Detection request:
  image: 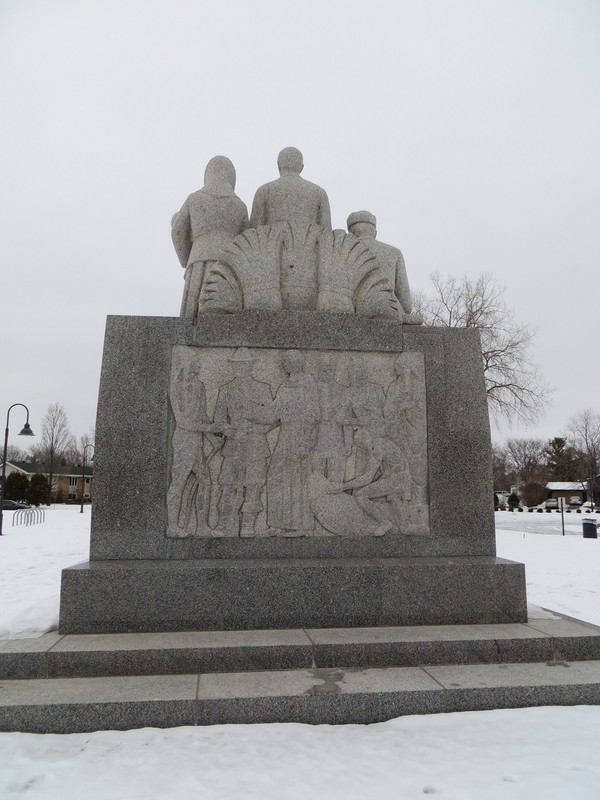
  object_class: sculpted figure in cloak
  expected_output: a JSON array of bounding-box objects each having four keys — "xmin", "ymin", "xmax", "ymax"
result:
[
  {"xmin": 171, "ymin": 156, "xmax": 249, "ymax": 323},
  {"xmin": 266, "ymin": 350, "xmax": 320, "ymax": 534}
]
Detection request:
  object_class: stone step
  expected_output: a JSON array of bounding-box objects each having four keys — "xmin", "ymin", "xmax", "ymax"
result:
[
  {"xmin": 2, "ymin": 615, "xmax": 600, "ymax": 681},
  {"xmin": 2, "ymin": 659, "xmax": 600, "ymax": 733}
]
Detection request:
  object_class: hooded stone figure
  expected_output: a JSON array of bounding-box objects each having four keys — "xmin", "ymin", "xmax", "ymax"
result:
[{"xmin": 172, "ymin": 156, "xmax": 249, "ymax": 323}]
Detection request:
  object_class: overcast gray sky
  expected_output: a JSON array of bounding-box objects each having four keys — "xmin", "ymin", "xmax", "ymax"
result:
[{"xmin": 1, "ymin": 0, "xmax": 598, "ymax": 452}]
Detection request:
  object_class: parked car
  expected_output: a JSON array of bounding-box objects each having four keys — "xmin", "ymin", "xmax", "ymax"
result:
[
  {"xmin": 569, "ymin": 496, "xmax": 583, "ymax": 507},
  {"xmin": 544, "ymin": 498, "xmax": 559, "ymax": 510},
  {"xmin": 1, "ymin": 499, "xmax": 31, "ymax": 510}
]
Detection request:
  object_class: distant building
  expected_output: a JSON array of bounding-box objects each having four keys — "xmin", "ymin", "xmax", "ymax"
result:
[
  {"xmin": 4, "ymin": 461, "xmax": 94, "ymax": 502},
  {"xmin": 545, "ymin": 481, "xmax": 587, "ymax": 504}
]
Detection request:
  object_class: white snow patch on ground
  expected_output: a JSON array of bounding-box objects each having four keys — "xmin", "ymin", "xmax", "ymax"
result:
[
  {"xmin": 1, "ymin": 507, "xmax": 600, "ymax": 799},
  {"xmin": 495, "ymin": 509, "xmax": 600, "ymax": 625},
  {"xmin": 0, "ymin": 506, "xmax": 88, "ymax": 638}
]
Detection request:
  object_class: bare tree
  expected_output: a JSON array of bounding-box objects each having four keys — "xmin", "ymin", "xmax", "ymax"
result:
[
  {"xmin": 491, "ymin": 443, "xmax": 516, "ymax": 491},
  {"xmin": 414, "ymin": 272, "xmax": 552, "ymax": 423},
  {"xmin": 6, "ymin": 444, "xmax": 27, "ymax": 463},
  {"xmin": 568, "ymin": 409, "xmax": 600, "ymax": 509},
  {"xmin": 30, "ymin": 403, "xmax": 75, "ymax": 500},
  {"xmin": 65, "ymin": 429, "xmax": 96, "ymax": 466},
  {"xmin": 505, "ymin": 438, "xmax": 548, "ymax": 484}
]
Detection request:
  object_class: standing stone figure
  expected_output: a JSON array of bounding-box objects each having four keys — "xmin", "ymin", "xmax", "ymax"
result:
[
  {"xmin": 347, "ymin": 356, "xmax": 385, "ymax": 477},
  {"xmin": 171, "ymin": 156, "xmax": 249, "ymax": 324},
  {"xmin": 212, "ymin": 348, "xmax": 273, "ymax": 537},
  {"xmin": 315, "ymin": 354, "xmax": 352, "ymax": 483},
  {"xmin": 250, "ymin": 147, "xmax": 332, "ymax": 309},
  {"xmin": 384, "ymin": 355, "xmax": 428, "ymax": 505},
  {"xmin": 266, "ymin": 350, "xmax": 321, "ymax": 534},
  {"xmin": 347, "ymin": 210, "xmax": 422, "ymax": 324},
  {"xmin": 166, "ymin": 362, "xmax": 211, "ymax": 537}
]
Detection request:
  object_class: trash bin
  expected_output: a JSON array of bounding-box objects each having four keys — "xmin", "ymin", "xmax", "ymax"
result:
[{"xmin": 582, "ymin": 518, "xmax": 598, "ymax": 539}]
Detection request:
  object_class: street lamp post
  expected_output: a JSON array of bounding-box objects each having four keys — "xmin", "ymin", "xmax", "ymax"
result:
[
  {"xmin": 79, "ymin": 444, "xmax": 95, "ymax": 513},
  {"xmin": 0, "ymin": 404, "xmax": 35, "ymax": 536}
]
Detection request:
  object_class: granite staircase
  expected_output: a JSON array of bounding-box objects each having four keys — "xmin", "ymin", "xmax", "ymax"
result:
[{"xmin": 2, "ymin": 611, "xmax": 600, "ymax": 733}]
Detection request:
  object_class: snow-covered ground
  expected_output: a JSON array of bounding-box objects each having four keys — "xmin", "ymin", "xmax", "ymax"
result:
[
  {"xmin": 0, "ymin": 506, "xmax": 89, "ymax": 639},
  {"xmin": 496, "ymin": 508, "xmax": 600, "ymax": 626},
  {"xmin": 0, "ymin": 506, "xmax": 599, "ymax": 799}
]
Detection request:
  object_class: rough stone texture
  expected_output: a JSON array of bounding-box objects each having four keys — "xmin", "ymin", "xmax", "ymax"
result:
[
  {"xmin": 90, "ymin": 315, "xmax": 193, "ymax": 562},
  {"xmin": 525, "ymin": 617, "xmax": 600, "ymax": 661},
  {"xmin": 88, "ymin": 313, "xmax": 495, "ymax": 561},
  {"xmin": 0, "ymin": 633, "xmax": 62, "ymax": 679},
  {"xmin": 306, "ymin": 623, "xmax": 554, "ymax": 669},
  {"xmin": 7, "ymin": 615, "xmax": 600, "ymax": 681},
  {"xmin": 379, "ymin": 558, "xmax": 527, "ymax": 627},
  {"xmin": 166, "ymin": 347, "xmax": 428, "ymax": 539},
  {"xmin": 59, "ymin": 557, "xmax": 526, "ymax": 634},
  {"xmin": 172, "ymin": 156, "xmax": 249, "ymax": 324},
  {"xmin": 47, "ymin": 630, "xmax": 312, "ymax": 677},
  {"xmin": 427, "ymin": 660, "xmax": 600, "ymax": 712},
  {"xmin": 3, "ymin": 659, "xmax": 600, "ymax": 732},
  {"xmin": 0, "ymin": 675, "xmax": 197, "ymax": 734},
  {"xmin": 250, "ymin": 148, "xmax": 331, "ymax": 231},
  {"xmin": 58, "ymin": 310, "xmax": 522, "ymax": 634},
  {"xmin": 347, "ymin": 210, "xmax": 420, "ymax": 322},
  {"xmin": 197, "ymin": 666, "xmax": 444, "ymax": 725},
  {"xmin": 4, "ymin": 613, "xmax": 600, "ymax": 732}
]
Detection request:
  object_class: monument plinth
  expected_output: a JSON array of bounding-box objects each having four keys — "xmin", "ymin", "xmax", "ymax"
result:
[{"xmin": 59, "ymin": 149, "xmax": 527, "ymax": 633}]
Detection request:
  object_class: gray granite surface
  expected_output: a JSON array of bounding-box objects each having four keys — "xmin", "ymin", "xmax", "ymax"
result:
[
  {"xmin": 47, "ymin": 629, "xmax": 312, "ymax": 677},
  {"xmin": 57, "ymin": 309, "xmax": 519, "ymax": 638},
  {"xmin": 2, "ymin": 659, "xmax": 600, "ymax": 733},
  {"xmin": 59, "ymin": 556, "xmax": 527, "ymax": 634},
  {"xmin": 88, "ymin": 313, "xmax": 495, "ymax": 561},
  {"xmin": 6, "ymin": 615, "xmax": 600, "ymax": 681}
]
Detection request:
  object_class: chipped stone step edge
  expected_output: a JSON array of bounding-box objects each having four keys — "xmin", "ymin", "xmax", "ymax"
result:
[{"xmin": 2, "ymin": 661, "xmax": 600, "ymax": 733}]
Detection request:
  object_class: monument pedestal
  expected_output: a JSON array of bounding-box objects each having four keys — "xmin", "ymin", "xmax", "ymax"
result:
[
  {"xmin": 59, "ymin": 312, "xmax": 527, "ymax": 634},
  {"xmin": 59, "ymin": 556, "xmax": 526, "ymax": 634}
]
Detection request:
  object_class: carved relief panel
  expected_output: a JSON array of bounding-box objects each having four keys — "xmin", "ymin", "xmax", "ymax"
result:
[{"xmin": 167, "ymin": 346, "xmax": 429, "ymax": 539}]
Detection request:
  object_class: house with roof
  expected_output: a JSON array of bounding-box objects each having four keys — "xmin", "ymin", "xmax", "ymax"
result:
[
  {"xmin": 4, "ymin": 461, "xmax": 94, "ymax": 503},
  {"xmin": 545, "ymin": 481, "xmax": 587, "ymax": 505}
]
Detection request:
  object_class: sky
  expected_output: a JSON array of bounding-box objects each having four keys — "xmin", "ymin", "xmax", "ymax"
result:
[{"xmin": 1, "ymin": 0, "xmax": 599, "ymax": 452}]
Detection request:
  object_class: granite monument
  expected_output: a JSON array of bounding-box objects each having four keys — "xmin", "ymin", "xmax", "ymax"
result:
[{"xmin": 58, "ymin": 148, "xmax": 526, "ymax": 634}]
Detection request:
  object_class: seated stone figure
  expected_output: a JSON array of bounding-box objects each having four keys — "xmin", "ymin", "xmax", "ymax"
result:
[
  {"xmin": 347, "ymin": 210, "xmax": 422, "ymax": 324},
  {"xmin": 250, "ymin": 147, "xmax": 331, "ymax": 231},
  {"xmin": 250, "ymin": 147, "xmax": 332, "ymax": 310},
  {"xmin": 171, "ymin": 156, "xmax": 249, "ymax": 324}
]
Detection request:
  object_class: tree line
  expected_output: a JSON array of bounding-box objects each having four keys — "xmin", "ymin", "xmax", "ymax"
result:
[{"xmin": 493, "ymin": 409, "xmax": 600, "ymax": 507}]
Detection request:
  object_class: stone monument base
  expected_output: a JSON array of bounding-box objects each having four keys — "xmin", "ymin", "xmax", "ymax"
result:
[
  {"xmin": 59, "ymin": 556, "xmax": 526, "ymax": 634},
  {"xmin": 3, "ymin": 611, "xmax": 600, "ymax": 733},
  {"xmin": 58, "ymin": 312, "xmax": 528, "ymax": 636}
]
